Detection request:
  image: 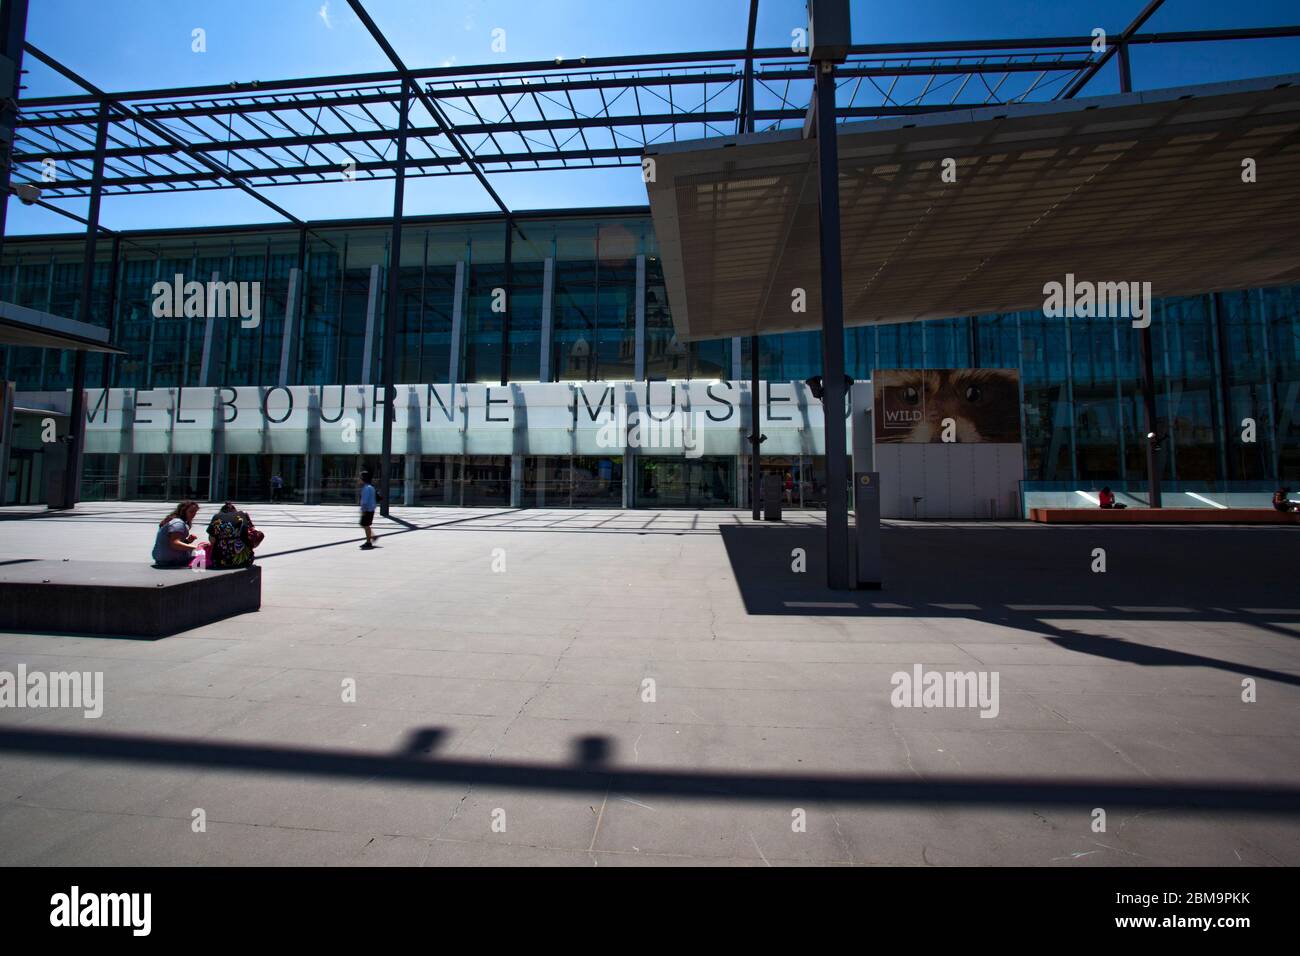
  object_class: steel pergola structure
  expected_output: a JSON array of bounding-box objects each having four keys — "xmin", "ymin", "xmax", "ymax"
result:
[{"xmin": 0, "ymin": 0, "xmax": 1296, "ymax": 516}]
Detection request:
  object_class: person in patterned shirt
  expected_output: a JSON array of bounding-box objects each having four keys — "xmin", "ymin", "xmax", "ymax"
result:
[{"xmin": 206, "ymin": 502, "xmax": 262, "ymax": 569}]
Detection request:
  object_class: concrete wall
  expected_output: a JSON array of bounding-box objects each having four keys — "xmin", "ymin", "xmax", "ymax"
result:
[{"xmin": 875, "ymin": 442, "xmax": 1023, "ymax": 520}]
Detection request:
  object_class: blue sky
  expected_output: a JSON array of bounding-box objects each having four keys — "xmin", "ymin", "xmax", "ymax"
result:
[{"xmin": 11, "ymin": 0, "xmax": 1300, "ymax": 235}]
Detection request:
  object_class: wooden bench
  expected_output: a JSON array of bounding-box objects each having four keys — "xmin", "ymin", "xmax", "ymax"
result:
[
  {"xmin": 0, "ymin": 559, "xmax": 261, "ymax": 638},
  {"xmin": 1028, "ymin": 507, "xmax": 1299, "ymax": 525}
]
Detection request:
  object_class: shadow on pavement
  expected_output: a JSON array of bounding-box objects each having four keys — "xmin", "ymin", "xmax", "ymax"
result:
[
  {"xmin": 719, "ymin": 523, "xmax": 1300, "ymax": 685},
  {"xmin": 0, "ymin": 725, "xmax": 1296, "ymax": 813}
]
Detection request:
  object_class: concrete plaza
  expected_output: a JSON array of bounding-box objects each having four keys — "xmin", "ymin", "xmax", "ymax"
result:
[{"xmin": 0, "ymin": 502, "xmax": 1297, "ymax": 866}]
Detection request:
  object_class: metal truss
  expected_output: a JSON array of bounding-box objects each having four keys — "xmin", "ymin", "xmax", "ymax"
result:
[{"xmin": 16, "ymin": 21, "xmax": 1298, "ymax": 202}]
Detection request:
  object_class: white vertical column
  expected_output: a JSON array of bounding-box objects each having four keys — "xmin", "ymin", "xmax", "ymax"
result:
[
  {"xmin": 278, "ymin": 266, "xmax": 301, "ymax": 386},
  {"xmin": 198, "ymin": 270, "xmax": 220, "ymax": 386},
  {"xmin": 510, "ymin": 454, "xmax": 523, "ymax": 507},
  {"xmin": 448, "ymin": 259, "xmax": 466, "ymax": 385},
  {"xmin": 361, "ymin": 262, "xmax": 380, "ymax": 386},
  {"xmin": 538, "ymin": 256, "xmax": 555, "ymax": 382},
  {"xmin": 634, "ymin": 254, "xmax": 646, "ymax": 381}
]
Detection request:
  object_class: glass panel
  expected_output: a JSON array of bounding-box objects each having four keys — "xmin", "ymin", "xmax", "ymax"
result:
[
  {"xmin": 462, "ymin": 455, "xmax": 511, "ymax": 506},
  {"xmin": 636, "ymin": 456, "xmax": 735, "ymax": 508},
  {"xmin": 80, "ymin": 454, "xmax": 119, "ymax": 501},
  {"xmin": 417, "ymin": 456, "xmax": 461, "ymax": 505},
  {"xmin": 571, "ymin": 455, "xmax": 623, "ymax": 507}
]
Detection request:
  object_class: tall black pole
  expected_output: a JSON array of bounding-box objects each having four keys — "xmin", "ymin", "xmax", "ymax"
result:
[
  {"xmin": 0, "ymin": 0, "xmax": 29, "ymax": 261},
  {"xmin": 814, "ymin": 62, "xmax": 850, "ymax": 588},
  {"xmin": 379, "ymin": 79, "xmax": 409, "ymax": 518},
  {"xmin": 1119, "ymin": 43, "xmax": 1161, "ymax": 507},
  {"xmin": 750, "ymin": 339, "xmax": 761, "ymax": 519},
  {"xmin": 60, "ymin": 98, "xmax": 109, "ymax": 509},
  {"xmin": 743, "ymin": 0, "xmax": 761, "ymax": 520}
]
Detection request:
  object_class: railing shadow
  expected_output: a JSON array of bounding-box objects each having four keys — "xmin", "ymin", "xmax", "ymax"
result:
[{"xmin": 0, "ymin": 725, "xmax": 1296, "ymax": 813}]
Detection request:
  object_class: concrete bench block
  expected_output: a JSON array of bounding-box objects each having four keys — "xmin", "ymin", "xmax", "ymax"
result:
[{"xmin": 0, "ymin": 559, "xmax": 261, "ymax": 638}]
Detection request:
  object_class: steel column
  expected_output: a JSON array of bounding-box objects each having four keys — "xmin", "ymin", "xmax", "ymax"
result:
[
  {"xmin": 750, "ymin": 338, "xmax": 761, "ymax": 519},
  {"xmin": 1119, "ymin": 42, "xmax": 1161, "ymax": 506},
  {"xmin": 814, "ymin": 63, "xmax": 851, "ymax": 589},
  {"xmin": 0, "ymin": 0, "xmax": 30, "ymax": 260},
  {"xmin": 58, "ymin": 97, "xmax": 109, "ymax": 510},
  {"xmin": 743, "ymin": 0, "xmax": 762, "ymax": 521},
  {"xmin": 379, "ymin": 79, "xmax": 410, "ymax": 518}
]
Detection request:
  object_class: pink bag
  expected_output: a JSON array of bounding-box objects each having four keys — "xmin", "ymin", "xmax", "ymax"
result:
[{"xmin": 189, "ymin": 542, "xmax": 212, "ymax": 571}]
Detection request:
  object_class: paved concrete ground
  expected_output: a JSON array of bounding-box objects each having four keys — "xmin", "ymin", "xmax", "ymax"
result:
[{"xmin": 0, "ymin": 501, "xmax": 1297, "ymax": 866}]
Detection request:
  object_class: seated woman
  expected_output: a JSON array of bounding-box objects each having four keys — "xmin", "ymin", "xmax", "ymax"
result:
[
  {"xmin": 1274, "ymin": 488, "xmax": 1296, "ymax": 513},
  {"xmin": 206, "ymin": 502, "xmax": 262, "ymax": 569},
  {"xmin": 1098, "ymin": 487, "xmax": 1127, "ymax": 510},
  {"xmin": 152, "ymin": 500, "xmax": 201, "ymax": 567}
]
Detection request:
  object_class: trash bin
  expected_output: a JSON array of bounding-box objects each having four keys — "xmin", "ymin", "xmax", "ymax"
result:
[{"xmin": 762, "ymin": 472, "xmax": 783, "ymax": 521}]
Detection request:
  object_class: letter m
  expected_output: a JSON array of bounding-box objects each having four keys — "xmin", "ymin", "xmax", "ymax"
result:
[
  {"xmin": 207, "ymin": 281, "xmax": 240, "ymax": 319},
  {"xmin": 578, "ymin": 385, "xmax": 615, "ymax": 422},
  {"xmin": 1096, "ymin": 281, "xmax": 1129, "ymax": 319},
  {"xmin": 51, "ymin": 671, "xmax": 80, "ymax": 705},
  {"xmin": 101, "ymin": 893, "xmax": 130, "ymax": 926},
  {"xmin": 946, "ymin": 671, "xmax": 977, "ymax": 709},
  {"xmin": 86, "ymin": 389, "xmax": 110, "ymax": 425}
]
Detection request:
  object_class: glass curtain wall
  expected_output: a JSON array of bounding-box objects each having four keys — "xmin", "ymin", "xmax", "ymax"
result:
[{"xmin": 4, "ymin": 216, "xmax": 1300, "ymax": 486}]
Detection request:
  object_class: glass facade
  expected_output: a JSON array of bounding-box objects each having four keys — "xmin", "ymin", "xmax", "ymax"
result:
[{"xmin": 3, "ymin": 210, "xmax": 1298, "ymax": 506}]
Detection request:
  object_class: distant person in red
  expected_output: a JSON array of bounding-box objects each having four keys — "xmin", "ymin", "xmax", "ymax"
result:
[
  {"xmin": 1274, "ymin": 487, "xmax": 1296, "ymax": 513},
  {"xmin": 1099, "ymin": 487, "xmax": 1126, "ymax": 510}
]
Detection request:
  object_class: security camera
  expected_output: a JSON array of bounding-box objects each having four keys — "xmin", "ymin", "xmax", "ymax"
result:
[{"xmin": 804, "ymin": 374, "xmax": 853, "ymax": 402}]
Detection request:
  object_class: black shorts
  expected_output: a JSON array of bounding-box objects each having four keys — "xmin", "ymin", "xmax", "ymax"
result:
[{"xmin": 359, "ymin": 511, "xmax": 374, "ymax": 528}]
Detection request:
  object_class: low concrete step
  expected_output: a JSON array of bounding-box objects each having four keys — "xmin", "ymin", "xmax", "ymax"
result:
[{"xmin": 0, "ymin": 559, "xmax": 261, "ymax": 638}]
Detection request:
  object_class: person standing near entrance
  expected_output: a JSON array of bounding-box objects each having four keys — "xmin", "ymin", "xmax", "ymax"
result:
[
  {"xmin": 271, "ymin": 474, "xmax": 283, "ymax": 502},
  {"xmin": 358, "ymin": 470, "xmax": 378, "ymax": 549}
]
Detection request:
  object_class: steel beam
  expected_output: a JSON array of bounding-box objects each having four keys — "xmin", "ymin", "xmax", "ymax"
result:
[
  {"xmin": 1062, "ymin": 0, "xmax": 1165, "ymax": 98},
  {"xmin": 22, "ymin": 43, "xmax": 305, "ymax": 226},
  {"xmin": 346, "ymin": 0, "xmax": 513, "ymax": 223}
]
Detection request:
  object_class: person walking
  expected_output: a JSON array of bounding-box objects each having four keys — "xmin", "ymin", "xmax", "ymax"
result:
[
  {"xmin": 359, "ymin": 470, "xmax": 378, "ymax": 549},
  {"xmin": 270, "ymin": 474, "xmax": 283, "ymax": 502}
]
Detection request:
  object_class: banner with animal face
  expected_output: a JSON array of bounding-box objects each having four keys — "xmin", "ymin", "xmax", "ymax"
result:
[{"xmin": 873, "ymin": 369, "xmax": 1021, "ymax": 443}]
